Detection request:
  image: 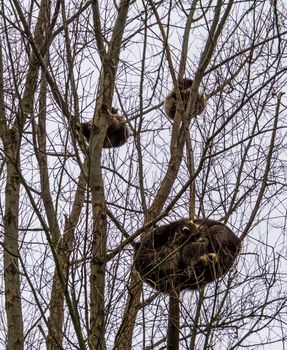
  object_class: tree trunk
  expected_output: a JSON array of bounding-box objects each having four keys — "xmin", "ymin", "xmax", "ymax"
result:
[
  {"xmin": 167, "ymin": 290, "xmax": 180, "ymax": 350},
  {"xmin": 4, "ymin": 155, "xmax": 23, "ymax": 350}
]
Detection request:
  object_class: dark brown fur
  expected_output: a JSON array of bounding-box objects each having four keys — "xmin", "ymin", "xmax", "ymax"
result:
[
  {"xmin": 81, "ymin": 108, "xmax": 129, "ymax": 148},
  {"xmin": 164, "ymin": 78, "xmax": 206, "ymax": 120},
  {"xmin": 134, "ymin": 218, "xmax": 240, "ymax": 293}
]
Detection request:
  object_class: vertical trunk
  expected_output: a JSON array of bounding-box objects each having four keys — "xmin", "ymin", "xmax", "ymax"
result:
[
  {"xmin": 4, "ymin": 153, "xmax": 23, "ymax": 350},
  {"xmin": 88, "ymin": 118, "xmax": 108, "ymax": 349},
  {"xmin": 89, "ymin": 201, "xmax": 107, "ymax": 350},
  {"xmin": 167, "ymin": 290, "xmax": 180, "ymax": 350},
  {"xmin": 88, "ymin": 124, "xmax": 107, "ymax": 349},
  {"xmin": 114, "ymin": 273, "xmax": 142, "ymax": 350},
  {"xmin": 0, "ymin": 16, "xmax": 23, "ymax": 350},
  {"xmin": 2, "ymin": 1, "xmax": 51, "ymax": 347},
  {"xmin": 0, "ymin": 0, "xmax": 49, "ymax": 350}
]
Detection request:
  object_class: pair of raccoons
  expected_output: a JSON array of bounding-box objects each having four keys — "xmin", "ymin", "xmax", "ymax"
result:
[
  {"xmin": 81, "ymin": 78, "xmax": 206, "ymax": 148},
  {"xmin": 134, "ymin": 218, "xmax": 241, "ymax": 294}
]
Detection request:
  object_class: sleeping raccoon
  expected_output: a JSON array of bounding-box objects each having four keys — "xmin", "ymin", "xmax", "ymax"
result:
[
  {"xmin": 81, "ymin": 107, "xmax": 129, "ymax": 148},
  {"xmin": 164, "ymin": 78, "xmax": 206, "ymax": 120}
]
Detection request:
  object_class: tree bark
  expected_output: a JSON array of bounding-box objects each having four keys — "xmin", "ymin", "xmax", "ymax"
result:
[
  {"xmin": 167, "ymin": 290, "xmax": 180, "ymax": 350},
  {"xmin": 3, "ymin": 154, "xmax": 23, "ymax": 350}
]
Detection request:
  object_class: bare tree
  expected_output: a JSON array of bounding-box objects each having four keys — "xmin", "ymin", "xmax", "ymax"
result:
[{"xmin": 0, "ymin": 1, "xmax": 287, "ymax": 349}]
